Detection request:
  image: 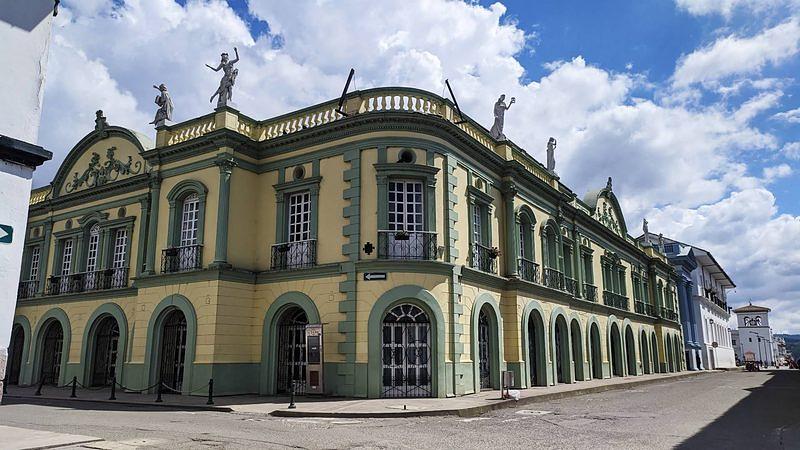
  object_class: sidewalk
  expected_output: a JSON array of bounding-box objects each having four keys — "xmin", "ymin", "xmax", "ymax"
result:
[
  {"xmin": 3, "ymin": 370, "xmax": 711, "ymax": 418},
  {"xmin": 0, "ymin": 425, "xmax": 101, "ymax": 450}
]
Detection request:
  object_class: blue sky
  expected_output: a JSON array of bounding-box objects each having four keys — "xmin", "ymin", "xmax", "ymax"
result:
[{"xmin": 39, "ymin": 0, "xmax": 800, "ymax": 331}]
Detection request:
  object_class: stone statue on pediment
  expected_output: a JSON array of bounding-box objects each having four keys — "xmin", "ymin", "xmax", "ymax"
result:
[
  {"xmin": 150, "ymin": 83, "xmax": 174, "ymax": 127},
  {"xmin": 490, "ymin": 94, "xmax": 515, "ymax": 140},
  {"xmin": 546, "ymin": 137, "xmax": 557, "ymax": 172},
  {"xmin": 642, "ymin": 218, "xmax": 651, "ymax": 245},
  {"xmin": 207, "ymin": 47, "xmax": 240, "ymax": 108}
]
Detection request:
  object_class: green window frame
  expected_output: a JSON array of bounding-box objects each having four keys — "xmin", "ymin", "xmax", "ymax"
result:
[
  {"xmin": 166, "ymin": 180, "xmax": 208, "ymax": 248},
  {"xmin": 273, "ymin": 175, "xmax": 321, "ymax": 244},
  {"xmin": 375, "ymin": 162, "xmax": 439, "ymax": 232}
]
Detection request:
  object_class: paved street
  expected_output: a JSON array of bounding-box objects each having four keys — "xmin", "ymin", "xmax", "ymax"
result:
[{"xmin": 1, "ymin": 370, "xmax": 798, "ymax": 449}]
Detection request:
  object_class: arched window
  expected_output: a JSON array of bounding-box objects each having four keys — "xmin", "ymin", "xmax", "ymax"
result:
[
  {"xmin": 84, "ymin": 224, "xmax": 101, "ymax": 290},
  {"xmin": 165, "ymin": 181, "xmax": 208, "ymax": 273},
  {"xmin": 180, "ymin": 193, "xmax": 200, "ymax": 247},
  {"xmin": 516, "ymin": 209, "xmax": 537, "ymax": 282}
]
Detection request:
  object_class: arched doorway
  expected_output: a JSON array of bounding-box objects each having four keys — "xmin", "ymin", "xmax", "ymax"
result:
[
  {"xmin": 527, "ymin": 309, "xmax": 547, "ymax": 386},
  {"xmin": 651, "ymin": 332, "xmax": 660, "ymax": 373},
  {"xmin": 39, "ymin": 321, "xmax": 64, "ymax": 385},
  {"xmin": 570, "ymin": 319, "xmax": 584, "ymax": 381},
  {"xmin": 673, "ymin": 335, "xmax": 682, "ymax": 371},
  {"xmin": 666, "ymin": 337, "xmax": 675, "ymax": 372},
  {"xmin": 625, "ymin": 326, "xmax": 637, "ymax": 376},
  {"xmin": 159, "ymin": 310, "xmax": 187, "ymax": 391},
  {"xmin": 590, "ymin": 323, "xmax": 602, "ymax": 379},
  {"xmin": 8, "ymin": 324, "xmax": 25, "ymax": 385},
  {"xmin": 610, "ymin": 323, "xmax": 623, "ymax": 377},
  {"xmin": 553, "ymin": 315, "xmax": 570, "ymax": 384},
  {"xmin": 640, "ymin": 330, "xmax": 651, "ymax": 374},
  {"xmin": 382, "ymin": 304, "xmax": 431, "ymax": 398},
  {"xmin": 276, "ymin": 307, "xmax": 308, "ymax": 394},
  {"xmin": 89, "ymin": 316, "xmax": 120, "ymax": 386},
  {"xmin": 477, "ymin": 306, "xmax": 493, "ymax": 389}
]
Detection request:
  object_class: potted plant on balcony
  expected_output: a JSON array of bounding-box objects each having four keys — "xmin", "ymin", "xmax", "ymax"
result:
[
  {"xmin": 394, "ymin": 230, "xmax": 410, "ymax": 240},
  {"xmin": 277, "ymin": 243, "xmax": 290, "ymax": 253},
  {"xmin": 488, "ymin": 247, "xmax": 501, "ymax": 259}
]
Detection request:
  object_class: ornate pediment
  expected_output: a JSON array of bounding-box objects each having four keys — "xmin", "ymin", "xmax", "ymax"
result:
[
  {"xmin": 583, "ymin": 177, "xmax": 628, "ymax": 238},
  {"xmin": 64, "ymin": 146, "xmax": 144, "ymax": 193},
  {"xmin": 596, "ymin": 197, "xmax": 622, "ymax": 236}
]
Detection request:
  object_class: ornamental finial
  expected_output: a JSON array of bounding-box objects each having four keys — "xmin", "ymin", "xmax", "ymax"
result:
[
  {"xmin": 606, "ymin": 176, "xmax": 613, "ymax": 191},
  {"xmin": 95, "ymin": 110, "xmax": 108, "ymax": 131}
]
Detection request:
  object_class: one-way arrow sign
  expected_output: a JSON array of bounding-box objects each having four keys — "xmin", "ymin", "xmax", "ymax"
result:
[
  {"xmin": 0, "ymin": 224, "xmax": 12, "ymax": 244},
  {"xmin": 363, "ymin": 272, "xmax": 387, "ymax": 281}
]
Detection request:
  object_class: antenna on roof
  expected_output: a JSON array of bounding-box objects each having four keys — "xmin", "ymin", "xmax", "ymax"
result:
[
  {"xmin": 336, "ymin": 68, "xmax": 356, "ymax": 117},
  {"xmin": 444, "ymin": 79, "xmax": 467, "ymax": 125}
]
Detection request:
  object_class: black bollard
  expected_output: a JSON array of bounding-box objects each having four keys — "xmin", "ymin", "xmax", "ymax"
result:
[
  {"xmin": 109, "ymin": 378, "xmax": 117, "ymax": 400},
  {"xmin": 70, "ymin": 376, "xmax": 77, "ymax": 398},
  {"xmin": 35, "ymin": 377, "xmax": 44, "ymax": 396},
  {"xmin": 288, "ymin": 381, "xmax": 296, "ymax": 409},
  {"xmin": 206, "ymin": 378, "xmax": 214, "ymax": 405},
  {"xmin": 155, "ymin": 380, "xmax": 163, "ymax": 403}
]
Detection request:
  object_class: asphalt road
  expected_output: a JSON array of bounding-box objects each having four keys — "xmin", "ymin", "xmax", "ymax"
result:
[{"xmin": 1, "ymin": 370, "xmax": 798, "ymax": 449}]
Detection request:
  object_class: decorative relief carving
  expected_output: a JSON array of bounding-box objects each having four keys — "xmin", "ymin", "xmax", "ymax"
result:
[
  {"xmin": 65, "ymin": 147, "xmax": 143, "ymax": 193},
  {"xmin": 597, "ymin": 200, "xmax": 621, "ymax": 236}
]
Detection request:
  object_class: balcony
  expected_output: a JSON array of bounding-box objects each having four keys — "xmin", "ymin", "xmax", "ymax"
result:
[
  {"xmin": 471, "ymin": 243, "xmax": 498, "ymax": 274},
  {"xmin": 583, "ymin": 283, "xmax": 597, "ymax": 302},
  {"xmin": 542, "ymin": 267, "xmax": 565, "ymax": 291},
  {"xmin": 162, "ymin": 245, "xmax": 203, "ymax": 273},
  {"xmin": 565, "ymin": 276, "xmax": 578, "ymax": 297},
  {"xmin": 18, "ymin": 280, "xmax": 38, "ymax": 299},
  {"xmin": 377, "ymin": 231, "xmax": 437, "ymax": 261},
  {"xmin": 635, "ymin": 300, "xmax": 658, "ymax": 317},
  {"xmin": 271, "ymin": 239, "xmax": 317, "ymax": 270},
  {"xmin": 45, "ymin": 268, "xmax": 129, "ymax": 296},
  {"xmin": 517, "ymin": 257, "xmax": 539, "ymax": 283},
  {"xmin": 603, "ymin": 291, "xmax": 629, "ymax": 310},
  {"xmin": 659, "ymin": 307, "xmax": 679, "ymax": 322}
]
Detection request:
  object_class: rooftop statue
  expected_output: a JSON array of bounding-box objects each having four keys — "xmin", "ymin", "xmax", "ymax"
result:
[
  {"xmin": 642, "ymin": 218, "xmax": 651, "ymax": 245},
  {"xmin": 546, "ymin": 137, "xmax": 557, "ymax": 172},
  {"xmin": 207, "ymin": 47, "xmax": 240, "ymax": 108},
  {"xmin": 489, "ymin": 94, "xmax": 514, "ymax": 140},
  {"xmin": 658, "ymin": 233, "xmax": 665, "ymax": 252},
  {"xmin": 150, "ymin": 83, "xmax": 173, "ymax": 127}
]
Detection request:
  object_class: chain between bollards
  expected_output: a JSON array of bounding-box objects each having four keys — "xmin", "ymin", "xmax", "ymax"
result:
[
  {"xmin": 206, "ymin": 378, "xmax": 214, "ymax": 405},
  {"xmin": 70, "ymin": 376, "xmax": 77, "ymax": 398}
]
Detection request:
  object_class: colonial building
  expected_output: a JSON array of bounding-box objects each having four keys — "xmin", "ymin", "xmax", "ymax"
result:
[
  {"xmin": 733, "ymin": 303, "xmax": 776, "ymax": 366},
  {"xmin": 10, "ymin": 87, "xmax": 683, "ymax": 398},
  {"xmin": 643, "ymin": 237, "xmax": 736, "ymax": 370}
]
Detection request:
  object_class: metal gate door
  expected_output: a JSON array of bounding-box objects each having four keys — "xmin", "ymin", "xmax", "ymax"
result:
[
  {"xmin": 382, "ymin": 304, "xmax": 432, "ymax": 398},
  {"xmin": 92, "ymin": 318, "xmax": 120, "ymax": 386},
  {"xmin": 8, "ymin": 326, "xmax": 24, "ymax": 385},
  {"xmin": 159, "ymin": 311, "xmax": 187, "ymax": 391},
  {"xmin": 277, "ymin": 308, "xmax": 308, "ymax": 394},
  {"xmin": 478, "ymin": 310, "xmax": 491, "ymax": 389},
  {"xmin": 41, "ymin": 323, "xmax": 63, "ymax": 385}
]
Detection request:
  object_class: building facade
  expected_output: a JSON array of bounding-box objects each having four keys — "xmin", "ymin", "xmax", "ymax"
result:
[
  {"xmin": 645, "ymin": 237, "xmax": 736, "ymax": 370},
  {"xmin": 11, "ymin": 88, "xmax": 683, "ymax": 398},
  {"xmin": 733, "ymin": 303, "xmax": 775, "ymax": 366}
]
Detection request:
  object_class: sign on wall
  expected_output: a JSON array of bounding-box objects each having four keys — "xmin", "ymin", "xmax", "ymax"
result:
[{"xmin": 0, "ymin": 224, "xmax": 12, "ymax": 244}]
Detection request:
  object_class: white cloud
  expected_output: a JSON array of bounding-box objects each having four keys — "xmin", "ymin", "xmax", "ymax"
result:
[
  {"xmin": 773, "ymin": 107, "xmax": 800, "ymax": 123},
  {"xmin": 762, "ymin": 163, "xmax": 793, "ymax": 182},
  {"xmin": 672, "ymin": 19, "xmax": 800, "ymax": 88},
  {"xmin": 37, "ymin": 0, "xmax": 800, "ymax": 332},
  {"xmin": 782, "ymin": 141, "xmax": 800, "ymax": 159},
  {"xmin": 674, "ymin": 0, "xmax": 800, "ymax": 18}
]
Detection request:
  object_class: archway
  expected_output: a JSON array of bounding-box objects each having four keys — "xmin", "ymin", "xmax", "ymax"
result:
[
  {"xmin": 625, "ymin": 326, "xmax": 636, "ymax": 376},
  {"xmin": 476, "ymin": 304, "xmax": 501, "ymax": 390},
  {"xmin": 39, "ymin": 321, "xmax": 64, "ymax": 385},
  {"xmin": 651, "ymin": 332, "xmax": 660, "ymax": 373},
  {"xmin": 553, "ymin": 315, "xmax": 570, "ymax": 383},
  {"xmin": 640, "ymin": 330, "xmax": 651, "ymax": 374},
  {"xmin": 158, "ymin": 309, "xmax": 187, "ymax": 391},
  {"xmin": 570, "ymin": 319, "xmax": 584, "ymax": 381},
  {"xmin": 666, "ymin": 336, "xmax": 675, "ymax": 372},
  {"xmin": 589, "ymin": 322, "xmax": 602, "ymax": 379},
  {"xmin": 276, "ymin": 307, "xmax": 308, "ymax": 393},
  {"xmin": 673, "ymin": 335, "xmax": 682, "ymax": 372},
  {"xmin": 610, "ymin": 323, "xmax": 623, "ymax": 377},
  {"xmin": 382, "ymin": 304, "xmax": 432, "ymax": 398},
  {"xmin": 88, "ymin": 316, "xmax": 120, "ymax": 386},
  {"xmin": 527, "ymin": 309, "xmax": 548, "ymax": 386},
  {"xmin": 8, "ymin": 324, "xmax": 25, "ymax": 385}
]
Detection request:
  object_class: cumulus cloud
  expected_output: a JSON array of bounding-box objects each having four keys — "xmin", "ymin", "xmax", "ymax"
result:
[
  {"xmin": 773, "ymin": 107, "xmax": 800, "ymax": 123},
  {"xmin": 672, "ymin": 19, "xmax": 800, "ymax": 88},
  {"xmin": 782, "ymin": 141, "xmax": 800, "ymax": 159},
  {"xmin": 674, "ymin": 0, "xmax": 800, "ymax": 18}
]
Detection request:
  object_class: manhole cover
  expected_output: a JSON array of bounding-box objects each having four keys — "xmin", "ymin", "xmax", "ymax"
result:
[{"xmin": 516, "ymin": 410, "xmax": 552, "ymax": 416}]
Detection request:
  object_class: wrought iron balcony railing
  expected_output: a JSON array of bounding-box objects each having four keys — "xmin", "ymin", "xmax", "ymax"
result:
[
  {"xmin": 603, "ymin": 290, "xmax": 629, "ymax": 310},
  {"xmin": 17, "ymin": 280, "xmax": 38, "ymax": 299},
  {"xmin": 162, "ymin": 245, "xmax": 203, "ymax": 273},
  {"xmin": 542, "ymin": 267, "xmax": 565, "ymax": 291},
  {"xmin": 471, "ymin": 243, "xmax": 498, "ymax": 274},
  {"xmin": 634, "ymin": 300, "xmax": 658, "ymax": 317},
  {"xmin": 565, "ymin": 276, "xmax": 578, "ymax": 297},
  {"xmin": 659, "ymin": 307, "xmax": 679, "ymax": 322},
  {"xmin": 271, "ymin": 239, "xmax": 318, "ymax": 270},
  {"xmin": 377, "ymin": 231, "xmax": 437, "ymax": 260},
  {"xmin": 517, "ymin": 257, "xmax": 539, "ymax": 283},
  {"xmin": 45, "ymin": 268, "xmax": 129, "ymax": 296},
  {"xmin": 583, "ymin": 283, "xmax": 598, "ymax": 302}
]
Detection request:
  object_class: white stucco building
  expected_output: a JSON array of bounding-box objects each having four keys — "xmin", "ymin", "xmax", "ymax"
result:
[
  {"xmin": 733, "ymin": 303, "xmax": 776, "ymax": 367},
  {"xmin": 0, "ymin": 0, "xmax": 56, "ymax": 398}
]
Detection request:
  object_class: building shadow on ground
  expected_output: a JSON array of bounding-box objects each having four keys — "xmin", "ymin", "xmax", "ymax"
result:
[{"xmin": 678, "ymin": 370, "xmax": 800, "ymax": 449}]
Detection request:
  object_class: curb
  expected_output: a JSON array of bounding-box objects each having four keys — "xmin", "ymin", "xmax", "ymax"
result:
[
  {"xmin": 269, "ymin": 371, "xmax": 711, "ymax": 418},
  {"xmin": 3, "ymin": 394, "xmax": 234, "ymax": 413}
]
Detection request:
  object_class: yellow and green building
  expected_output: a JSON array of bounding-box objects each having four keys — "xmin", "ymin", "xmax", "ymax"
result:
[{"xmin": 9, "ymin": 88, "xmax": 684, "ymax": 398}]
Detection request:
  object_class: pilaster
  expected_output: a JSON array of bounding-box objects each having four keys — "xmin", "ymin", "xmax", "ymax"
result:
[
  {"xmin": 210, "ymin": 154, "xmax": 236, "ymax": 269},
  {"xmin": 143, "ymin": 174, "xmax": 161, "ymax": 275}
]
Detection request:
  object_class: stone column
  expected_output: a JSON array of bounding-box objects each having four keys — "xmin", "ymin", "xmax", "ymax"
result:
[
  {"xmin": 37, "ymin": 220, "xmax": 53, "ymax": 295},
  {"xmin": 571, "ymin": 226, "xmax": 582, "ymax": 298},
  {"xmin": 143, "ymin": 175, "xmax": 161, "ymax": 275},
  {"xmin": 210, "ymin": 155, "xmax": 236, "ymax": 269},
  {"xmin": 501, "ymin": 181, "xmax": 517, "ymax": 278},
  {"xmin": 136, "ymin": 196, "xmax": 150, "ymax": 277}
]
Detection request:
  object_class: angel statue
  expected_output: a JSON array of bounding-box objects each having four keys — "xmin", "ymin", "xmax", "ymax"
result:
[
  {"xmin": 150, "ymin": 83, "xmax": 173, "ymax": 127},
  {"xmin": 489, "ymin": 94, "xmax": 515, "ymax": 140},
  {"xmin": 207, "ymin": 47, "xmax": 240, "ymax": 108}
]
